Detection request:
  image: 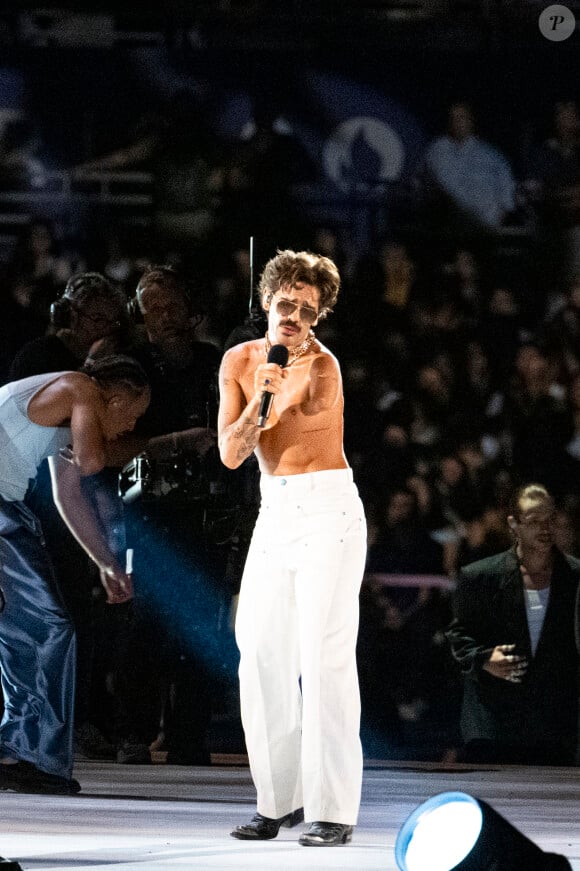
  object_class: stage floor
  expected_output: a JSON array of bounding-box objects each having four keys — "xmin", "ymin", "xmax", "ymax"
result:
[{"xmin": 1, "ymin": 758, "xmax": 579, "ymax": 870}]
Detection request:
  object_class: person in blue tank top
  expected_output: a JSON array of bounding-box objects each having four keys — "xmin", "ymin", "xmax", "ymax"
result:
[{"xmin": 0, "ymin": 354, "xmax": 149, "ymax": 795}]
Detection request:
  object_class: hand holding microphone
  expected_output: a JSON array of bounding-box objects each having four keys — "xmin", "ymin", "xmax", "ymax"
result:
[{"xmin": 256, "ymin": 344, "xmax": 289, "ymax": 428}]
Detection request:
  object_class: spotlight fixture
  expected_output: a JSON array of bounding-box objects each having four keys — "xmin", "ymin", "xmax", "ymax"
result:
[{"xmin": 395, "ymin": 791, "xmax": 572, "ymax": 871}]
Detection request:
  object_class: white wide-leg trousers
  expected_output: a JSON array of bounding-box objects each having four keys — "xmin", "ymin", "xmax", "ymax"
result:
[{"xmin": 235, "ymin": 468, "xmax": 367, "ymax": 825}]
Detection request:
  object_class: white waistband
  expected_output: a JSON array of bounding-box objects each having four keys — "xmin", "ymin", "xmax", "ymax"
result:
[{"xmin": 260, "ymin": 467, "xmax": 353, "ymax": 495}]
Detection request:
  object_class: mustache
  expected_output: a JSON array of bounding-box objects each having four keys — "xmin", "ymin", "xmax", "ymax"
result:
[{"xmin": 280, "ymin": 320, "xmax": 299, "ymax": 328}]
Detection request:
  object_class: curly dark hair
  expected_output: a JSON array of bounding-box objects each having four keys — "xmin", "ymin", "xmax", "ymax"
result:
[
  {"xmin": 51, "ymin": 271, "xmax": 129, "ymax": 331},
  {"xmin": 258, "ymin": 249, "xmax": 340, "ymax": 320}
]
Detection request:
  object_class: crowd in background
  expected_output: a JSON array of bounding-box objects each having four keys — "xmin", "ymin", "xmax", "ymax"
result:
[{"xmin": 1, "ymin": 86, "xmax": 580, "ymax": 762}]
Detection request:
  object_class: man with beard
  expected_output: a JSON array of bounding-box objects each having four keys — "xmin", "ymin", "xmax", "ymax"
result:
[
  {"xmin": 111, "ymin": 265, "xmax": 232, "ymax": 766},
  {"xmin": 446, "ymin": 482, "xmax": 580, "ymax": 764}
]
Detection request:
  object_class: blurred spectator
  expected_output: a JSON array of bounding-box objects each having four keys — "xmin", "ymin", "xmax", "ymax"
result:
[
  {"xmin": 8, "ymin": 218, "xmax": 75, "ymax": 288},
  {"xmin": 421, "ymin": 101, "xmax": 516, "ymax": 234},
  {"xmin": 0, "ymin": 117, "xmax": 47, "ymax": 189},
  {"xmin": 363, "ymin": 487, "xmax": 444, "ymax": 733},
  {"xmin": 412, "ymin": 362, "xmax": 457, "ymax": 448},
  {"xmin": 74, "ymin": 91, "xmax": 222, "ymax": 266},
  {"xmin": 564, "ymin": 371, "xmax": 580, "ymax": 467},
  {"xmin": 478, "ymin": 285, "xmax": 524, "ymax": 385},
  {"xmin": 2, "ymin": 219, "xmax": 81, "ymax": 353},
  {"xmin": 455, "ymin": 340, "xmax": 503, "ymax": 442},
  {"xmin": 342, "ymin": 357, "xmax": 384, "ymax": 472},
  {"xmin": 504, "ymin": 342, "xmax": 572, "ymax": 494},
  {"xmin": 200, "ymin": 246, "xmax": 254, "ymax": 349},
  {"xmin": 357, "ymin": 574, "xmax": 403, "ymax": 757},
  {"xmin": 440, "ymin": 249, "xmax": 483, "ymax": 322},
  {"xmin": 524, "ymin": 99, "xmax": 580, "ymax": 286},
  {"xmin": 98, "ymin": 229, "xmax": 144, "ymax": 291},
  {"xmin": 73, "ymin": 109, "xmax": 163, "ymax": 175},
  {"xmin": 456, "ymin": 505, "xmax": 513, "ymax": 569},
  {"xmin": 215, "ymin": 105, "xmax": 315, "ymax": 256},
  {"xmin": 543, "ymin": 273, "xmax": 580, "ymax": 381},
  {"xmin": 552, "ymin": 502, "xmax": 580, "ymax": 557},
  {"xmin": 431, "ymin": 453, "xmax": 486, "ymax": 527},
  {"xmin": 151, "ymin": 92, "xmax": 221, "ymax": 261},
  {"xmin": 357, "ymin": 422, "xmax": 417, "ymax": 509},
  {"xmin": 368, "ymin": 487, "xmax": 443, "ymax": 576},
  {"xmin": 349, "ymin": 240, "xmax": 418, "ymax": 359}
]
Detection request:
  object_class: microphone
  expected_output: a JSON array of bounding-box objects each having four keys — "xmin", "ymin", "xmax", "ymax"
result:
[{"xmin": 257, "ymin": 344, "xmax": 289, "ymax": 427}]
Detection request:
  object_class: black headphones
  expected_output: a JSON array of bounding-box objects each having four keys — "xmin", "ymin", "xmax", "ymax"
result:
[
  {"xmin": 50, "ymin": 272, "xmax": 115, "ymax": 329},
  {"xmin": 127, "ymin": 265, "xmax": 203, "ymax": 325},
  {"xmin": 126, "ymin": 290, "xmax": 144, "ymax": 324}
]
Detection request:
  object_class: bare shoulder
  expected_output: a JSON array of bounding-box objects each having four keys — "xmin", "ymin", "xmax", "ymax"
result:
[
  {"xmin": 28, "ymin": 371, "xmax": 98, "ymax": 426},
  {"xmin": 53, "ymin": 371, "xmax": 97, "ymax": 399},
  {"xmin": 221, "ymin": 339, "xmax": 262, "ymax": 374},
  {"xmin": 30, "ymin": 371, "xmax": 91, "ymax": 404},
  {"xmin": 310, "ymin": 340, "xmax": 342, "ymax": 374}
]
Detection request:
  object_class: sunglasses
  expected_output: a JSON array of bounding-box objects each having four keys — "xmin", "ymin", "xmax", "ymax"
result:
[{"xmin": 274, "ymin": 297, "xmax": 319, "ymax": 325}]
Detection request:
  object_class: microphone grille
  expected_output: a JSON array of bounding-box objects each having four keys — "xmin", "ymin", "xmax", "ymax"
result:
[{"xmin": 267, "ymin": 344, "xmax": 289, "ymax": 367}]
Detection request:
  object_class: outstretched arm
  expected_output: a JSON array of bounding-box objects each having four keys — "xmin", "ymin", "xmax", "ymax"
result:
[{"xmin": 48, "ymin": 454, "xmax": 132, "ymax": 604}]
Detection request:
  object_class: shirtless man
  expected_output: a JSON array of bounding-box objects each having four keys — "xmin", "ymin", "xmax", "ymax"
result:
[{"xmin": 218, "ymin": 249, "xmax": 367, "ymax": 847}]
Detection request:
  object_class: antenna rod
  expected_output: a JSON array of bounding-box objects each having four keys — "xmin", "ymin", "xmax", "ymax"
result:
[{"xmin": 249, "ymin": 235, "xmax": 254, "ymax": 316}]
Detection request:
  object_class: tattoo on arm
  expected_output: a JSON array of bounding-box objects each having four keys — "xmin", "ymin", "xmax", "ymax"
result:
[{"xmin": 231, "ymin": 415, "xmax": 260, "ymax": 462}]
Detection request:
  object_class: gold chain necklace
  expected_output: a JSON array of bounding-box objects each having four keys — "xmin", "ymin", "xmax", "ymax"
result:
[{"xmin": 264, "ymin": 331, "xmax": 316, "ymax": 365}]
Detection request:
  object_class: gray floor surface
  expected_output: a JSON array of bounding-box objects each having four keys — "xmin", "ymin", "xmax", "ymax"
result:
[{"xmin": 0, "ymin": 759, "xmax": 579, "ymax": 870}]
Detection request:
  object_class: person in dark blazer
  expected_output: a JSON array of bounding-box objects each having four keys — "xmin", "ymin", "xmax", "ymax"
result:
[{"xmin": 446, "ymin": 482, "xmax": 580, "ymax": 765}]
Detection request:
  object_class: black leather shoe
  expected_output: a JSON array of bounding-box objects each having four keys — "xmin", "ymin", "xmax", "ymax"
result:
[
  {"xmin": 299, "ymin": 821, "xmax": 353, "ymax": 846},
  {"xmin": 0, "ymin": 762, "xmax": 81, "ymax": 795},
  {"xmin": 230, "ymin": 808, "xmax": 304, "ymax": 840}
]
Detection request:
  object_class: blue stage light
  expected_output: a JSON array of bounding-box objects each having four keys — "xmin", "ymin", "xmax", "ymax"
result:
[{"xmin": 395, "ymin": 791, "xmax": 572, "ymax": 871}]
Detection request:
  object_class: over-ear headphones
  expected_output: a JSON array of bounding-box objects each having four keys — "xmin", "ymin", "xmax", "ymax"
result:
[
  {"xmin": 50, "ymin": 272, "xmax": 116, "ymax": 329},
  {"xmin": 127, "ymin": 264, "xmax": 203, "ymax": 325},
  {"xmin": 126, "ymin": 291, "xmax": 144, "ymax": 324}
]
